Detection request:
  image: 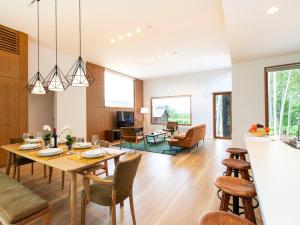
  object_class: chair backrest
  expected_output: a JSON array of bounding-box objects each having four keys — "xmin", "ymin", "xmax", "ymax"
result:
[
  {"xmin": 9, "ymin": 138, "xmax": 24, "ymax": 144},
  {"xmin": 112, "ymin": 154, "xmax": 142, "ymax": 199},
  {"xmin": 167, "ymin": 122, "xmax": 178, "ymax": 130},
  {"xmin": 99, "ymin": 140, "xmax": 110, "ymax": 148},
  {"xmin": 120, "ymin": 127, "xmax": 138, "ymax": 142}
]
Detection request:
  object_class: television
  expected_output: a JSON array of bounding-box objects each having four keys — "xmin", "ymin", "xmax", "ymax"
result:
[{"xmin": 116, "ymin": 111, "xmax": 134, "ymax": 128}]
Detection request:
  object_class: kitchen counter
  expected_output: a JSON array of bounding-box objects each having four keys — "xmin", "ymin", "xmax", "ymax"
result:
[{"xmin": 245, "ymin": 136, "xmax": 300, "ymax": 225}]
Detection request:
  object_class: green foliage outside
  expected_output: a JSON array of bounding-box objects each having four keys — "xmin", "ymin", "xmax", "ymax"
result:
[
  {"xmin": 165, "ymin": 105, "xmax": 191, "ymax": 125},
  {"xmin": 268, "ymin": 68, "xmax": 300, "ymax": 137}
]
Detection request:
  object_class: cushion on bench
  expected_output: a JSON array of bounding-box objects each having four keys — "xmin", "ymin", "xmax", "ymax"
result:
[{"xmin": 0, "ymin": 172, "xmax": 48, "ymax": 224}]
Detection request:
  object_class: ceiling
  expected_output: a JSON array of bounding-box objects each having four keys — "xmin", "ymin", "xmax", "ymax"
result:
[{"xmin": 0, "ymin": 0, "xmax": 299, "ymax": 79}]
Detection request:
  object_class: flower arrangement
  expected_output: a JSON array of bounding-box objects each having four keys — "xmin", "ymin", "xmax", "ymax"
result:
[
  {"xmin": 43, "ymin": 125, "xmax": 51, "ymax": 141},
  {"xmin": 248, "ymin": 123, "xmax": 270, "ymax": 137}
]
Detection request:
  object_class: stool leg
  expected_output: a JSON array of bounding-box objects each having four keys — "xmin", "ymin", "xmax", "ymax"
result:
[
  {"xmin": 240, "ymin": 169, "xmax": 250, "ymax": 181},
  {"xmin": 225, "ymin": 167, "xmax": 232, "ymax": 176},
  {"xmin": 242, "ymin": 198, "xmax": 256, "ymax": 224},
  {"xmin": 230, "ymin": 153, "xmax": 234, "ymax": 159},
  {"xmin": 220, "ymin": 192, "xmax": 230, "ymax": 211},
  {"xmin": 240, "ymin": 154, "xmax": 246, "ymax": 161}
]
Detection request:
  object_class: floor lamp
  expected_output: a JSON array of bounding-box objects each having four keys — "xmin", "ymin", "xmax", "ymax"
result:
[{"xmin": 140, "ymin": 107, "xmax": 149, "ymax": 133}]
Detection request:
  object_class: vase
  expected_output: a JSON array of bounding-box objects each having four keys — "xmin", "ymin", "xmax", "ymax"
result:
[
  {"xmin": 44, "ymin": 139, "xmax": 50, "ymax": 146},
  {"xmin": 67, "ymin": 144, "xmax": 72, "ymax": 150}
]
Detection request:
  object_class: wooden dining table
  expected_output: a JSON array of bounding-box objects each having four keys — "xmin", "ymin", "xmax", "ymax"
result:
[{"xmin": 0, "ymin": 143, "xmax": 126, "ymax": 225}]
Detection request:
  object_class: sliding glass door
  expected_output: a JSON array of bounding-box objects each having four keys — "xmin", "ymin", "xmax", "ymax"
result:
[
  {"xmin": 265, "ymin": 64, "xmax": 300, "ymax": 137},
  {"xmin": 213, "ymin": 92, "xmax": 232, "ymax": 139}
]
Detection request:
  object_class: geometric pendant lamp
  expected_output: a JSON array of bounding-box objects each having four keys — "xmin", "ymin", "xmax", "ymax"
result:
[
  {"xmin": 66, "ymin": 0, "xmax": 94, "ymax": 87},
  {"xmin": 45, "ymin": 0, "xmax": 70, "ymax": 92},
  {"xmin": 26, "ymin": 0, "xmax": 47, "ymax": 94}
]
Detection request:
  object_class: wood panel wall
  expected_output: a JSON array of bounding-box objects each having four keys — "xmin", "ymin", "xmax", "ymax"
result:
[
  {"xmin": 86, "ymin": 62, "xmax": 143, "ymax": 141},
  {"xmin": 0, "ymin": 25, "xmax": 28, "ymax": 166}
]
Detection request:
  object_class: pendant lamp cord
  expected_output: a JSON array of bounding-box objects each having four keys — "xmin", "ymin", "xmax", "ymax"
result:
[
  {"xmin": 79, "ymin": 0, "xmax": 81, "ymax": 57},
  {"xmin": 55, "ymin": 0, "xmax": 58, "ymax": 66},
  {"xmin": 37, "ymin": 0, "xmax": 40, "ymax": 75}
]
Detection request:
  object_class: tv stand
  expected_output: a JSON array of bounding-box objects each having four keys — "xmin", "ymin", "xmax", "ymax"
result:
[{"xmin": 105, "ymin": 127, "xmax": 143, "ymax": 142}]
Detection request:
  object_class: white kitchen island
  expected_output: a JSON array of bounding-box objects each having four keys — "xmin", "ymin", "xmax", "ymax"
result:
[{"xmin": 245, "ymin": 136, "xmax": 300, "ymax": 225}]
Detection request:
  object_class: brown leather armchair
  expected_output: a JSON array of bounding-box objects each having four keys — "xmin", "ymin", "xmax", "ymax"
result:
[
  {"xmin": 169, "ymin": 124, "xmax": 206, "ymax": 148},
  {"xmin": 163, "ymin": 122, "xmax": 179, "ymax": 134},
  {"xmin": 120, "ymin": 127, "xmax": 147, "ymax": 151}
]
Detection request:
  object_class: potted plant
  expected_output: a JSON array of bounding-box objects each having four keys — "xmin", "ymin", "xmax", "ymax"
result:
[
  {"xmin": 66, "ymin": 135, "xmax": 73, "ymax": 150},
  {"xmin": 43, "ymin": 125, "xmax": 51, "ymax": 146}
]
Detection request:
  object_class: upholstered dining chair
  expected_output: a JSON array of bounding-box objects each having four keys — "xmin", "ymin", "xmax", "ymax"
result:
[
  {"xmin": 120, "ymin": 127, "xmax": 147, "ymax": 151},
  {"xmin": 80, "ymin": 154, "xmax": 142, "ymax": 225}
]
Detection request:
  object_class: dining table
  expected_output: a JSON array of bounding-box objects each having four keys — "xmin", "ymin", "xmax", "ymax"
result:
[{"xmin": 0, "ymin": 143, "xmax": 126, "ymax": 225}]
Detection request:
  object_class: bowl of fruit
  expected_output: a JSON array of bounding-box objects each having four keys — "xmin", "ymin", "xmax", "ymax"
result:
[{"xmin": 248, "ymin": 124, "xmax": 270, "ymax": 137}]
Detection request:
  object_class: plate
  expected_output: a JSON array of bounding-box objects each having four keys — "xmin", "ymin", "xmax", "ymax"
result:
[
  {"xmin": 81, "ymin": 149, "xmax": 106, "ymax": 158},
  {"xmin": 37, "ymin": 148, "xmax": 63, "ymax": 157},
  {"xmin": 19, "ymin": 143, "xmax": 41, "ymax": 150},
  {"xmin": 73, "ymin": 142, "xmax": 92, "ymax": 149},
  {"xmin": 25, "ymin": 138, "xmax": 42, "ymax": 144}
]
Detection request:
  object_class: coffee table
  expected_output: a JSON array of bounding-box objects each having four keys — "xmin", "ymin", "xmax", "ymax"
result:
[{"xmin": 144, "ymin": 131, "xmax": 167, "ymax": 144}]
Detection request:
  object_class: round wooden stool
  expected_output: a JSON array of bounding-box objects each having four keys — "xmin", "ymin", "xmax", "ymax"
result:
[
  {"xmin": 215, "ymin": 176, "xmax": 257, "ymax": 224},
  {"xmin": 199, "ymin": 211, "xmax": 255, "ymax": 225},
  {"xmin": 226, "ymin": 148, "xmax": 248, "ymax": 161},
  {"xmin": 222, "ymin": 158, "xmax": 251, "ymax": 181}
]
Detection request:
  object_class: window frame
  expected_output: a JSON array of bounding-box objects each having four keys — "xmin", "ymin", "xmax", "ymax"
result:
[
  {"xmin": 264, "ymin": 62, "xmax": 300, "ymax": 127},
  {"xmin": 104, "ymin": 69, "xmax": 135, "ymax": 109},
  {"xmin": 150, "ymin": 95, "xmax": 192, "ymax": 126}
]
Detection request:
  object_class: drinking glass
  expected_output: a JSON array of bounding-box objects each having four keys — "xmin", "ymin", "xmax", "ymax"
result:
[
  {"xmin": 92, "ymin": 135, "xmax": 99, "ymax": 146},
  {"xmin": 37, "ymin": 132, "xmax": 43, "ymax": 140},
  {"xmin": 23, "ymin": 133, "xmax": 29, "ymax": 142}
]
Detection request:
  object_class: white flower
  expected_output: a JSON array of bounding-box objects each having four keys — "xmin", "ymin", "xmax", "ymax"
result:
[
  {"xmin": 43, "ymin": 125, "xmax": 51, "ymax": 132},
  {"xmin": 61, "ymin": 125, "xmax": 72, "ymax": 136}
]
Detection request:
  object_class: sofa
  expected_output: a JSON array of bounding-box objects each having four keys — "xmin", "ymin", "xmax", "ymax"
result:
[{"xmin": 168, "ymin": 124, "xmax": 206, "ymax": 148}]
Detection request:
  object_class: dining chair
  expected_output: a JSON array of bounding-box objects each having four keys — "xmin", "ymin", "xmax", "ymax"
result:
[
  {"xmin": 120, "ymin": 127, "xmax": 147, "ymax": 151},
  {"xmin": 9, "ymin": 137, "xmax": 47, "ymax": 182},
  {"xmin": 80, "ymin": 154, "xmax": 142, "ymax": 225}
]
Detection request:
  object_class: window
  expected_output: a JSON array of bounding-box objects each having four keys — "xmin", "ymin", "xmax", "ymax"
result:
[
  {"xmin": 104, "ymin": 69, "xmax": 134, "ymax": 108},
  {"xmin": 265, "ymin": 64, "xmax": 300, "ymax": 137},
  {"xmin": 151, "ymin": 95, "xmax": 191, "ymax": 125}
]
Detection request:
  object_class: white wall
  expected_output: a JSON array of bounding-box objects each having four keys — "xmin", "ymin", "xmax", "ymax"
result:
[
  {"xmin": 28, "ymin": 40, "xmax": 86, "ymax": 138},
  {"xmin": 232, "ymin": 53, "xmax": 300, "ymax": 148},
  {"xmin": 143, "ymin": 68, "xmax": 232, "ymax": 138}
]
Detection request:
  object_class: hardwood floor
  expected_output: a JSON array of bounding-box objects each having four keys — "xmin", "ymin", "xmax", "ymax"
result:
[{"xmin": 0, "ymin": 139, "xmax": 263, "ymax": 225}]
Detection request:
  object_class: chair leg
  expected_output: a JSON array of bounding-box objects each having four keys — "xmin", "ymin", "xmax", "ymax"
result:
[
  {"xmin": 31, "ymin": 162, "xmax": 34, "ymax": 175},
  {"xmin": 17, "ymin": 166, "xmax": 20, "ymax": 182},
  {"xmin": 44, "ymin": 165, "xmax": 47, "ymax": 178},
  {"xmin": 119, "ymin": 139, "xmax": 122, "ymax": 150},
  {"xmin": 111, "ymin": 191, "xmax": 117, "ymax": 225},
  {"xmin": 104, "ymin": 161, "xmax": 109, "ymax": 176},
  {"xmin": 48, "ymin": 167, "xmax": 53, "ymax": 184},
  {"xmin": 43, "ymin": 208, "xmax": 51, "ymax": 225},
  {"xmin": 220, "ymin": 192, "xmax": 230, "ymax": 211},
  {"xmin": 143, "ymin": 139, "xmax": 147, "ymax": 151},
  {"xmin": 13, "ymin": 165, "xmax": 17, "ymax": 179},
  {"xmin": 81, "ymin": 194, "xmax": 86, "ymax": 225},
  {"xmin": 61, "ymin": 171, "xmax": 65, "ymax": 190},
  {"xmin": 129, "ymin": 190, "xmax": 137, "ymax": 225},
  {"xmin": 129, "ymin": 142, "xmax": 133, "ymax": 149},
  {"xmin": 242, "ymin": 198, "xmax": 256, "ymax": 224}
]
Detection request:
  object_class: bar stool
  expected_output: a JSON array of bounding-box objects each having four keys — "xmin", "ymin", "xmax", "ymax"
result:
[
  {"xmin": 222, "ymin": 158, "xmax": 251, "ymax": 181},
  {"xmin": 226, "ymin": 148, "xmax": 247, "ymax": 161},
  {"xmin": 215, "ymin": 176, "xmax": 257, "ymax": 224},
  {"xmin": 199, "ymin": 211, "xmax": 255, "ymax": 225}
]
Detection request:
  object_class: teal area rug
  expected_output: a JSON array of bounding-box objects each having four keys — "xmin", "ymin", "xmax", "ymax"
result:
[{"xmin": 115, "ymin": 139, "xmax": 184, "ymax": 156}]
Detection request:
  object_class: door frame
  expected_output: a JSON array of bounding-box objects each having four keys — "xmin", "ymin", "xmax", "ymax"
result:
[{"xmin": 213, "ymin": 91, "xmax": 232, "ymax": 139}]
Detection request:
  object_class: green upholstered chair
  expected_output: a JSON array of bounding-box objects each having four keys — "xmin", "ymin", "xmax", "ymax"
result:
[{"xmin": 80, "ymin": 154, "xmax": 142, "ymax": 225}]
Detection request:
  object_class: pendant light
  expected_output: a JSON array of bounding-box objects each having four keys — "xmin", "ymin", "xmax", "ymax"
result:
[
  {"xmin": 66, "ymin": 0, "xmax": 94, "ymax": 87},
  {"xmin": 45, "ymin": 0, "xmax": 69, "ymax": 92},
  {"xmin": 26, "ymin": 0, "xmax": 47, "ymax": 94}
]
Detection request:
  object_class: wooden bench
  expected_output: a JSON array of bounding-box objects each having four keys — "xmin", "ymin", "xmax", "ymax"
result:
[{"xmin": 0, "ymin": 172, "xmax": 51, "ymax": 225}]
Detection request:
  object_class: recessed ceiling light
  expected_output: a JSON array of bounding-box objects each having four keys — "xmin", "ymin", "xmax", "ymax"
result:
[
  {"xmin": 144, "ymin": 59, "xmax": 148, "ymax": 62},
  {"xmin": 268, "ymin": 6, "xmax": 279, "ymax": 15},
  {"xmin": 110, "ymin": 39, "xmax": 115, "ymax": 44},
  {"xmin": 127, "ymin": 32, "xmax": 132, "ymax": 37},
  {"xmin": 118, "ymin": 35, "xmax": 124, "ymax": 40},
  {"xmin": 136, "ymin": 28, "xmax": 142, "ymax": 34},
  {"xmin": 165, "ymin": 53, "xmax": 170, "ymax": 57}
]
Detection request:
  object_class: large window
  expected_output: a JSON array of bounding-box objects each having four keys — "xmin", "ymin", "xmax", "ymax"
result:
[
  {"xmin": 265, "ymin": 64, "xmax": 300, "ymax": 137},
  {"xmin": 104, "ymin": 69, "xmax": 134, "ymax": 108},
  {"xmin": 151, "ymin": 95, "xmax": 191, "ymax": 125}
]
